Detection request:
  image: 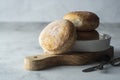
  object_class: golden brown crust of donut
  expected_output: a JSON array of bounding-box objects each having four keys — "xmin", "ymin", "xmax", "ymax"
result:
[
  {"xmin": 77, "ymin": 30, "xmax": 99, "ymax": 40},
  {"xmin": 39, "ymin": 20, "xmax": 76, "ymax": 54},
  {"xmin": 63, "ymin": 11, "xmax": 99, "ymax": 31}
]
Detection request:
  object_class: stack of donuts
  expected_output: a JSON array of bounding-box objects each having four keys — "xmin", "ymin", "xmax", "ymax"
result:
[{"xmin": 39, "ymin": 11, "xmax": 100, "ymax": 55}]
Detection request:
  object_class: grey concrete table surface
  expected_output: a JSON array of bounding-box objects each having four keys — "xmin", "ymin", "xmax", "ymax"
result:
[{"xmin": 0, "ymin": 22, "xmax": 120, "ymax": 80}]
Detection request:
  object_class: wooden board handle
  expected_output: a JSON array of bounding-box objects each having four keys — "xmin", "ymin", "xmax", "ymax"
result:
[{"xmin": 24, "ymin": 46, "xmax": 114, "ymax": 70}]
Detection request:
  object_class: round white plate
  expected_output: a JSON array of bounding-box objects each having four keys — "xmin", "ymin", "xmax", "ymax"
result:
[{"xmin": 71, "ymin": 33, "xmax": 111, "ymax": 52}]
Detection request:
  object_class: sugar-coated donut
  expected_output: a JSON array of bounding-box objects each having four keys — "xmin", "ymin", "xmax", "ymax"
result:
[
  {"xmin": 63, "ymin": 11, "xmax": 99, "ymax": 31},
  {"xmin": 39, "ymin": 19, "xmax": 76, "ymax": 54}
]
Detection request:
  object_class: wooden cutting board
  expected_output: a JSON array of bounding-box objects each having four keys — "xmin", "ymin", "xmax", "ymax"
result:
[{"xmin": 24, "ymin": 46, "xmax": 114, "ymax": 70}]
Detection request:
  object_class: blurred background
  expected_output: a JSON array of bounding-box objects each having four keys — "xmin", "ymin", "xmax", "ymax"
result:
[
  {"xmin": 0, "ymin": 0, "xmax": 120, "ymax": 23},
  {"xmin": 1, "ymin": 1, "xmax": 120, "ymax": 80}
]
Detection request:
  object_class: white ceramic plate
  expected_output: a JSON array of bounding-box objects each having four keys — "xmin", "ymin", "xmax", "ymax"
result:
[{"xmin": 71, "ymin": 34, "xmax": 111, "ymax": 52}]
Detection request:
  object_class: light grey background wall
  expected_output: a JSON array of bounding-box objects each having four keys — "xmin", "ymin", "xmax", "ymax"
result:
[{"xmin": 0, "ymin": 0, "xmax": 120, "ymax": 23}]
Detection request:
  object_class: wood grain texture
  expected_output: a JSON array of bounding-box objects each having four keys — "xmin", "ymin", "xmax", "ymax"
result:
[{"xmin": 24, "ymin": 46, "xmax": 114, "ymax": 70}]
